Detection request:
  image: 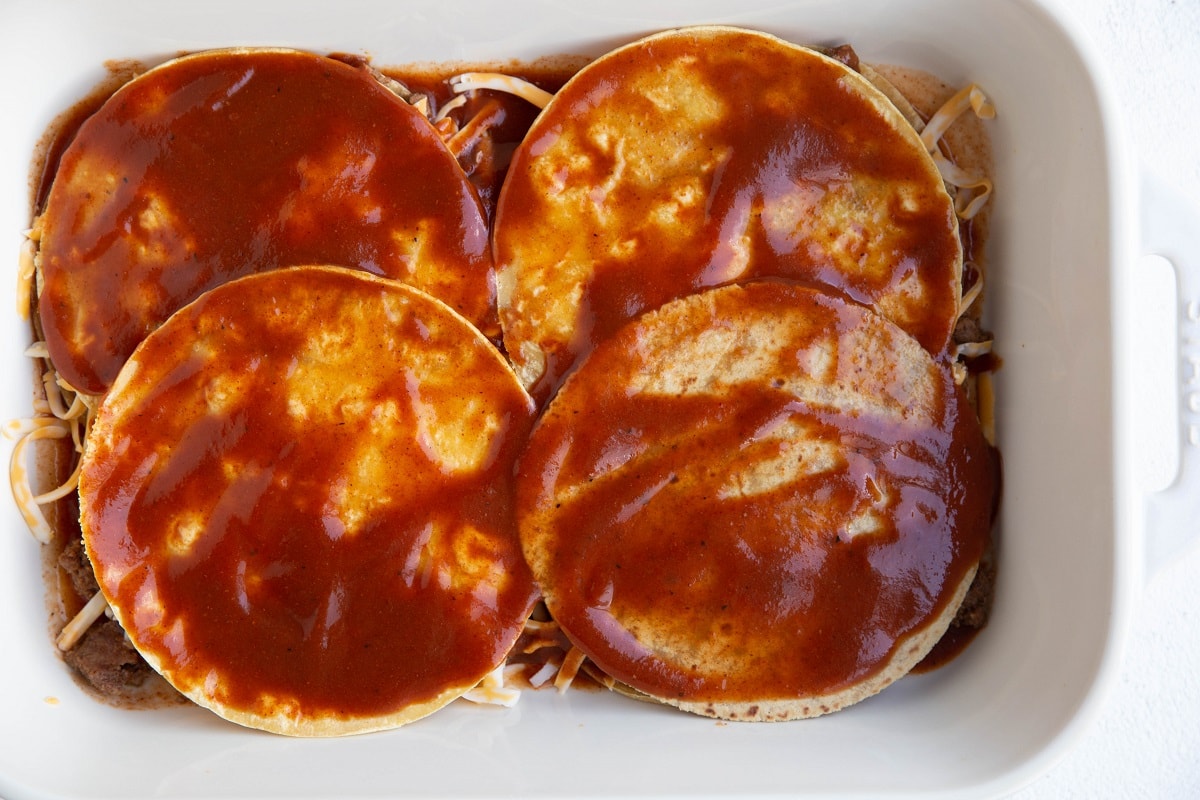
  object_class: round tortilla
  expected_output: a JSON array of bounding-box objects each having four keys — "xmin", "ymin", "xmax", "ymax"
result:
[
  {"xmin": 80, "ymin": 266, "xmax": 537, "ymax": 735},
  {"xmin": 37, "ymin": 48, "xmax": 493, "ymax": 395},
  {"xmin": 517, "ymin": 282, "xmax": 995, "ymax": 720},
  {"xmin": 493, "ymin": 26, "xmax": 962, "ymax": 400}
]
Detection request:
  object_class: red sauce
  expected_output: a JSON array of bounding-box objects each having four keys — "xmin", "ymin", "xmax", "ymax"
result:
[
  {"xmin": 37, "ymin": 49, "xmax": 495, "ymax": 395},
  {"xmin": 911, "ymin": 623, "xmax": 981, "ymax": 675},
  {"xmin": 495, "ymin": 30, "xmax": 963, "ymax": 403},
  {"xmin": 29, "ymin": 61, "xmax": 145, "ymax": 215},
  {"xmin": 518, "ymin": 283, "xmax": 996, "ymax": 702},
  {"xmin": 80, "ymin": 268, "xmax": 537, "ymax": 720},
  {"xmin": 31, "ymin": 43, "xmax": 997, "ymax": 711}
]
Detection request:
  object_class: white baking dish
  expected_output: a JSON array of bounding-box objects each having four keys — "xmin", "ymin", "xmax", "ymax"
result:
[{"xmin": 1, "ymin": 0, "xmax": 1196, "ymax": 797}]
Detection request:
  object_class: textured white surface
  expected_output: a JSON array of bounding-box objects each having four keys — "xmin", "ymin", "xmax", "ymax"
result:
[{"xmin": 1013, "ymin": 0, "xmax": 1200, "ymax": 797}]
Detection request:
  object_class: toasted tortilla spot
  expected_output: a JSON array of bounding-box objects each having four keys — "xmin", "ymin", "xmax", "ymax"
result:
[
  {"xmin": 494, "ymin": 26, "xmax": 961, "ymax": 401},
  {"xmin": 517, "ymin": 282, "xmax": 995, "ymax": 721},
  {"xmin": 166, "ymin": 513, "xmax": 206, "ymax": 558},
  {"xmin": 79, "ymin": 266, "xmax": 537, "ymax": 736}
]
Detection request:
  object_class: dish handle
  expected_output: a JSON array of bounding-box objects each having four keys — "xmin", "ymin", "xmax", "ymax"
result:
[{"xmin": 1133, "ymin": 166, "xmax": 1200, "ymax": 579}]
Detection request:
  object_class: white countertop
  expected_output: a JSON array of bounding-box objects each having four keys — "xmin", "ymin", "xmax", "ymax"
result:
[{"xmin": 1013, "ymin": 0, "xmax": 1200, "ymax": 797}]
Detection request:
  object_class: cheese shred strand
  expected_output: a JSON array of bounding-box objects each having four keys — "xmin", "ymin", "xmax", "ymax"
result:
[
  {"xmin": 920, "ymin": 83, "xmax": 995, "ymax": 220},
  {"xmin": 449, "ymin": 72, "xmax": 554, "ymax": 109},
  {"xmin": 56, "ymin": 591, "xmax": 110, "ymax": 651}
]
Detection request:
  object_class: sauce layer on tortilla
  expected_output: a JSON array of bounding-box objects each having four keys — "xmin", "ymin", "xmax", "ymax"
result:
[
  {"xmin": 494, "ymin": 27, "xmax": 962, "ymax": 401},
  {"xmin": 517, "ymin": 281, "xmax": 995, "ymax": 719},
  {"xmin": 38, "ymin": 49, "xmax": 494, "ymax": 395},
  {"xmin": 80, "ymin": 266, "xmax": 537, "ymax": 735}
]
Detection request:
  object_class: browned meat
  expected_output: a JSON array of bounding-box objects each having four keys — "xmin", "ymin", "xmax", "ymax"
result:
[{"xmin": 62, "ymin": 620, "xmax": 160, "ymax": 697}]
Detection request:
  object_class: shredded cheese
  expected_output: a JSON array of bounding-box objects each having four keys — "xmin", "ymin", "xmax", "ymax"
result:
[
  {"xmin": 34, "ymin": 457, "xmax": 82, "ymax": 505},
  {"xmin": 7, "ymin": 352, "xmax": 94, "ymax": 552},
  {"xmin": 956, "ymin": 340, "xmax": 993, "ymax": 360},
  {"xmin": 16, "ymin": 219, "xmax": 41, "ymax": 320},
  {"xmin": 7, "ymin": 418, "xmax": 71, "ymax": 544},
  {"xmin": 518, "ymin": 616, "xmax": 565, "ymax": 656},
  {"xmin": 554, "ymin": 646, "xmax": 586, "ymax": 693},
  {"xmin": 461, "ymin": 663, "xmax": 521, "ymax": 707},
  {"xmin": 957, "ymin": 271, "xmax": 985, "ymax": 321},
  {"xmin": 17, "ymin": 236, "xmax": 36, "ymax": 322},
  {"xmin": 449, "ymin": 72, "xmax": 553, "ymax": 110},
  {"xmin": 932, "ymin": 151, "xmax": 993, "ymax": 220},
  {"xmin": 56, "ymin": 591, "xmax": 109, "ymax": 651},
  {"xmin": 919, "ymin": 83, "xmax": 995, "ymax": 220},
  {"xmin": 919, "ymin": 83, "xmax": 995, "ymax": 153},
  {"xmin": 41, "ymin": 370, "xmax": 86, "ymax": 424},
  {"xmin": 446, "ymin": 99, "xmax": 506, "ymax": 162},
  {"xmin": 528, "ymin": 660, "xmax": 559, "ymax": 688},
  {"xmin": 435, "ymin": 94, "xmax": 467, "ymax": 122}
]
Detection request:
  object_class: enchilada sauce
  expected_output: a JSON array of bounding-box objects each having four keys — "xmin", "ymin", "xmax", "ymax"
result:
[
  {"xmin": 81, "ymin": 268, "xmax": 539, "ymax": 722},
  {"xmin": 31, "ymin": 46, "xmax": 996, "ymax": 712},
  {"xmin": 518, "ymin": 283, "xmax": 998, "ymax": 704},
  {"xmin": 493, "ymin": 29, "xmax": 964, "ymax": 405},
  {"xmin": 36, "ymin": 50, "xmax": 502, "ymax": 395}
]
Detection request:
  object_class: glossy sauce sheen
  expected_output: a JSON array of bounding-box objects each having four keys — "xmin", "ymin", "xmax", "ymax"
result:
[
  {"xmin": 495, "ymin": 28, "xmax": 962, "ymax": 400},
  {"xmin": 38, "ymin": 49, "xmax": 493, "ymax": 395},
  {"xmin": 80, "ymin": 268, "xmax": 537, "ymax": 725},
  {"xmin": 518, "ymin": 283, "xmax": 995, "ymax": 703}
]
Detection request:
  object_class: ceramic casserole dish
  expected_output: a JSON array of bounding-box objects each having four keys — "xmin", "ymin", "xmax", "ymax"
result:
[{"xmin": 2, "ymin": 0, "xmax": 1196, "ymax": 797}]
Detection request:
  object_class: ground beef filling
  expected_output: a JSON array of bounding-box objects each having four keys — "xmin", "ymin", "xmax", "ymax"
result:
[{"xmin": 56, "ymin": 536, "xmax": 184, "ymax": 705}]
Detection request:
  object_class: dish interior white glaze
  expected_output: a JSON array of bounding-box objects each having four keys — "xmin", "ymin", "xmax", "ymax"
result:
[{"xmin": 0, "ymin": 0, "xmax": 1135, "ymax": 797}]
